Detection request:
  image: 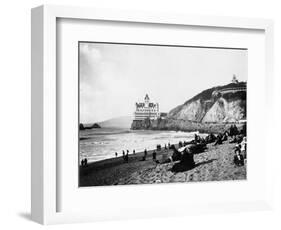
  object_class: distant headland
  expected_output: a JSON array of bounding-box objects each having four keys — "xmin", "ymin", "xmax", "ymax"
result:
[{"xmin": 79, "ymin": 123, "xmax": 101, "ymax": 130}]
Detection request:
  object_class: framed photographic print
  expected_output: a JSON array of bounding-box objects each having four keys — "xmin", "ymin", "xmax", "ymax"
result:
[
  {"xmin": 78, "ymin": 42, "xmax": 247, "ymax": 187},
  {"xmin": 31, "ymin": 5, "xmax": 274, "ymax": 224}
]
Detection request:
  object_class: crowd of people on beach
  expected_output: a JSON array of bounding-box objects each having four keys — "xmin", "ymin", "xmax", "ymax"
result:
[
  {"xmin": 204, "ymin": 124, "xmax": 247, "ymax": 167},
  {"xmin": 159, "ymin": 124, "xmax": 247, "ymax": 168},
  {"xmin": 81, "ymin": 124, "xmax": 247, "ymax": 170}
]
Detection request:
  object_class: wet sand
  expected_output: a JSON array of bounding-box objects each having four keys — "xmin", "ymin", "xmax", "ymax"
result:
[{"xmin": 79, "ymin": 140, "xmax": 246, "ymax": 187}]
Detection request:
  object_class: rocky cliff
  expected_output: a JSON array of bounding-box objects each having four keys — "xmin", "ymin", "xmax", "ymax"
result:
[{"xmin": 131, "ymin": 82, "xmax": 246, "ymax": 133}]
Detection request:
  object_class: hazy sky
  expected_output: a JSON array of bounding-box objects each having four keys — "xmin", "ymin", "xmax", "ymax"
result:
[{"xmin": 79, "ymin": 42, "xmax": 247, "ymax": 123}]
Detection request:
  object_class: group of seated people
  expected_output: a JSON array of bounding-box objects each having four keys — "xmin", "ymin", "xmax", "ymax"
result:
[
  {"xmin": 162, "ymin": 144, "xmax": 196, "ymax": 171},
  {"xmin": 161, "ymin": 125, "xmax": 247, "ymax": 169},
  {"xmin": 229, "ymin": 134, "xmax": 244, "ymax": 144},
  {"xmin": 213, "ymin": 131, "xmax": 229, "ymax": 145},
  {"xmin": 205, "ymin": 124, "xmax": 246, "ymax": 146}
]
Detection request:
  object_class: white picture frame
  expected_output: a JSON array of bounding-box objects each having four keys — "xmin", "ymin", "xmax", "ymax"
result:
[{"xmin": 31, "ymin": 5, "xmax": 274, "ymax": 225}]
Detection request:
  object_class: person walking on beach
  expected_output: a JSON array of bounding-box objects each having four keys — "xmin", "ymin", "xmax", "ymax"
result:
[
  {"xmin": 152, "ymin": 150, "xmax": 157, "ymax": 161},
  {"xmin": 133, "ymin": 149, "xmax": 136, "ymax": 155},
  {"xmin": 143, "ymin": 149, "xmax": 148, "ymax": 161},
  {"xmin": 125, "ymin": 152, "xmax": 129, "ymax": 163},
  {"xmin": 122, "ymin": 150, "xmax": 125, "ymax": 159},
  {"xmin": 115, "ymin": 152, "xmax": 118, "ymax": 157}
]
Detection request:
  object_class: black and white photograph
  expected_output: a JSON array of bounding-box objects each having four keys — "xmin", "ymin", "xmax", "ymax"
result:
[{"xmin": 79, "ymin": 42, "xmax": 247, "ymax": 187}]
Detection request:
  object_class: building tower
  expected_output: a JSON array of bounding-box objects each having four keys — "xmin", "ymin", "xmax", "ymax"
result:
[{"xmin": 144, "ymin": 94, "xmax": 150, "ymax": 106}]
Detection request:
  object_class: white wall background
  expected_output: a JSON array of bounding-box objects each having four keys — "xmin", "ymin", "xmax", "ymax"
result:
[{"xmin": 0, "ymin": 0, "xmax": 280, "ymax": 229}]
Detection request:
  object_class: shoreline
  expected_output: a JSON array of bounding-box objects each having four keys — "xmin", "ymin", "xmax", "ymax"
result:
[
  {"xmin": 79, "ymin": 129, "xmax": 204, "ymax": 164},
  {"xmin": 79, "ymin": 140, "xmax": 246, "ymax": 187},
  {"xmin": 131, "ymin": 120, "xmax": 246, "ymax": 134}
]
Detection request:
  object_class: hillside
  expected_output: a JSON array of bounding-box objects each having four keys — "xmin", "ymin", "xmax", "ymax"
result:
[
  {"xmin": 168, "ymin": 82, "xmax": 246, "ymax": 123},
  {"xmin": 98, "ymin": 116, "xmax": 133, "ymax": 129}
]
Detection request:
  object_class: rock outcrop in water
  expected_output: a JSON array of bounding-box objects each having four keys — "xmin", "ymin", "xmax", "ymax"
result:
[
  {"xmin": 131, "ymin": 82, "xmax": 246, "ymax": 133},
  {"xmin": 91, "ymin": 123, "xmax": 101, "ymax": 128}
]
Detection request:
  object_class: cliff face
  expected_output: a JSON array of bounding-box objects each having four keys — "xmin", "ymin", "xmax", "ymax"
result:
[
  {"xmin": 131, "ymin": 82, "xmax": 246, "ymax": 133},
  {"xmin": 167, "ymin": 82, "xmax": 246, "ymax": 123},
  {"xmin": 202, "ymin": 98, "xmax": 245, "ymax": 122},
  {"xmin": 168, "ymin": 99, "xmax": 214, "ymax": 122}
]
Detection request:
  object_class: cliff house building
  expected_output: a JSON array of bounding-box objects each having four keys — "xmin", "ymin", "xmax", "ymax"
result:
[{"xmin": 134, "ymin": 94, "xmax": 160, "ymax": 121}]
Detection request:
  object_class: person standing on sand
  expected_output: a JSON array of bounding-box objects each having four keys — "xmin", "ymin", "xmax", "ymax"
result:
[
  {"xmin": 133, "ymin": 149, "xmax": 136, "ymax": 155},
  {"xmin": 240, "ymin": 137, "xmax": 247, "ymax": 164},
  {"xmin": 126, "ymin": 150, "xmax": 129, "ymax": 162},
  {"xmin": 115, "ymin": 152, "xmax": 118, "ymax": 157},
  {"xmin": 122, "ymin": 150, "xmax": 125, "ymax": 159},
  {"xmin": 143, "ymin": 149, "xmax": 147, "ymax": 161},
  {"xmin": 233, "ymin": 146, "xmax": 244, "ymax": 166},
  {"xmin": 125, "ymin": 152, "xmax": 129, "ymax": 163},
  {"xmin": 152, "ymin": 150, "xmax": 157, "ymax": 161}
]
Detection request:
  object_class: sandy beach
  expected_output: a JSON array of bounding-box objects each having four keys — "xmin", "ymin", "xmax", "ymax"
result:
[{"xmin": 79, "ymin": 139, "xmax": 246, "ymax": 187}]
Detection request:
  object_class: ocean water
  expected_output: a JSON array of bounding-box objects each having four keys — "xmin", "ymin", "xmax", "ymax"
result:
[{"xmin": 79, "ymin": 128, "xmax": 200, "ymax": 163}]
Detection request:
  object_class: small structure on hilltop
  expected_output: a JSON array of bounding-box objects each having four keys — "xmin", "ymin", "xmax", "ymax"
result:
[
  {"xmin": 212, "ymin": 75, "xmax": 246, "ymax": 98},
  {"xmin": 134, "ymin": 94, "xmax": 160, "ymax": 121},
  {"xmin": 232, "ymin": 74, "xmax": 239, "ymax": 84}
]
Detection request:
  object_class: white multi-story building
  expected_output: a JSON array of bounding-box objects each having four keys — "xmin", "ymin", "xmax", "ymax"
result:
[{"xmin": 134, "ymin": 94, "xmax": 160, "ymax": 121}]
